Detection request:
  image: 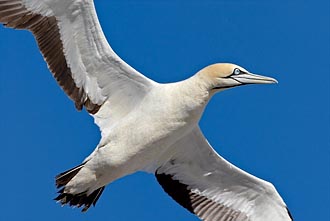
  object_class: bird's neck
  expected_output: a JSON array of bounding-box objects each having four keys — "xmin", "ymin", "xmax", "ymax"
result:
[{"xmin": 168, "ymin": 75, "xmax": 212, "ymax": 122}]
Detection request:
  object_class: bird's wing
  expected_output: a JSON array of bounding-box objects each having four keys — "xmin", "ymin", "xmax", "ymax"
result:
[
  {"xmin": 155, "ymin": 127, "xmax": 292, "ymax": 221},
  {"xmin": 0, "ymin": 0, "xmax": 156, "ymax": 132}
]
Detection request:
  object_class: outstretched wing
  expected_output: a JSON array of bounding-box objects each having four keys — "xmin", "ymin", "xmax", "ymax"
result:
[
  {"xmin": 0, "ymin": 0, "xmax": 156, "ymax": 131},
  {"xmin": 155, "ymin": 127, "xmax": 292, "ymax": 221}
]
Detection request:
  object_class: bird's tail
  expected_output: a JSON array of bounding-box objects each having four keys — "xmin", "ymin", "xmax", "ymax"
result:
[{"xmin": 54, "ymin": 163, "xmax": 105, "ymax": 212}]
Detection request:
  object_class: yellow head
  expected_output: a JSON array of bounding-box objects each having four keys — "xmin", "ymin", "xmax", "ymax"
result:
[{"xmin": 197, "ymin": 63, "xmax": 277, "ymax": 91}]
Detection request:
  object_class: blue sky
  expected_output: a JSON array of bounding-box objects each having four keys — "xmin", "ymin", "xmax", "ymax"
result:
[{"xmin": 0, "ymin": 0, "xmax": 329, "ymax": 220}]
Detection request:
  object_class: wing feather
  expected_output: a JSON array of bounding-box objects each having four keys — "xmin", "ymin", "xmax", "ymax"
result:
[
  {"xmin": 0, "ymin": 0, "xmax": 156, "ymax": 125},
  {"xmin": 155, "ymin": 127, "xmax": 292, "ymax": 221}
]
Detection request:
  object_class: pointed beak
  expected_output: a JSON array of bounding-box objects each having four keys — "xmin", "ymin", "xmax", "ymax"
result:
[{"xmin": 231, "ymin": 73, "xmax": 278, "ymax": 85}]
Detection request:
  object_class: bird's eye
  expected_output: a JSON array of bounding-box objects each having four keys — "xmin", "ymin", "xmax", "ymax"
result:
[{"xmin": 234, "ymin": 68, "xmax": 240, "ymax": 75}]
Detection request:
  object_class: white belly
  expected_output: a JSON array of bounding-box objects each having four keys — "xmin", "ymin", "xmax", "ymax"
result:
[{"xmin": 85, "ymin": 84, "xmax": 209, "ymax": 187}]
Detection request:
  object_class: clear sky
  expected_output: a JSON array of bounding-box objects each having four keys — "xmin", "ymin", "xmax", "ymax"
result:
[{"xmin": 0, "ymin": 0, "xmax": 329, "ymax": 220}]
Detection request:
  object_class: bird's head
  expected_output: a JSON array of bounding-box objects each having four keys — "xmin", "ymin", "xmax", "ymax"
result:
[{"xmin": 197, "ymin": 63, "xmax": 277, "ymax": 92}]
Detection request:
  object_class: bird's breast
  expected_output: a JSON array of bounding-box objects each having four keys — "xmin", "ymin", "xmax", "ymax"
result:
[{"xmin": 98, "ymin": 85, "xmax": 209, "ymax": 173}]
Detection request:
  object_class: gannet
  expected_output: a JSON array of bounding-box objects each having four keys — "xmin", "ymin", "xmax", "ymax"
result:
[{"xmin": 0, "ymin": 0, "xmax": 292, "ymax": 220}]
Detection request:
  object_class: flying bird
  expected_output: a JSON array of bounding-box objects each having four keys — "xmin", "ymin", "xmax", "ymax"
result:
[{"xmin": 0, "ymin": 0, "xmax": 292, "ymax": 220}]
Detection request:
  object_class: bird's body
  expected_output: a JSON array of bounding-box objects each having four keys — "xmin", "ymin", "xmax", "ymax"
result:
[
  {"xmin": 0, "ymin": 0, "xmax": 292, "ymax": 220},
  {"xmin": 70, "ymin": 74, "xmax": 209, "ymax": 194}
]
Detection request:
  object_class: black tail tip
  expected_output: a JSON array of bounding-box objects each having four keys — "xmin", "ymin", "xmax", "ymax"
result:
[
  {"xmin": 54, "ymin": 162, "xmax": 105, "ymax": 212},
  {"xmin": 54, "ymin": 186, "xmax": 105, "ymax": 212},
  {"xmin": 55, "ymin": 163, "xmax": 86, "ymax": 189}
]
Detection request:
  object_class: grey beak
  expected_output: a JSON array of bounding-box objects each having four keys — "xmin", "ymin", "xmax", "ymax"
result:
[{"xmin": 231, "ymin": 73, "xmax": 278, "ymax": 85}]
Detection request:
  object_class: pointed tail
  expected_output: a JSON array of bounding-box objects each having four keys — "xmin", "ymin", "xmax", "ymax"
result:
[{"xmin": 54, "ymin": 163, "xmax": 105, "ymax": 212}]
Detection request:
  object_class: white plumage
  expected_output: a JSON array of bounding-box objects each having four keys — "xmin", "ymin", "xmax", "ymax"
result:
[{"xmin": 0, "ymin": 0, "xmax": 292, "ymax": 220}]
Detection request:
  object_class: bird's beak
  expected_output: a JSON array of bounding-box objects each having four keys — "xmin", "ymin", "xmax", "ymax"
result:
[{"xmin": 231, "ymin": 73, "xmax": 278, "ymax": 85}]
